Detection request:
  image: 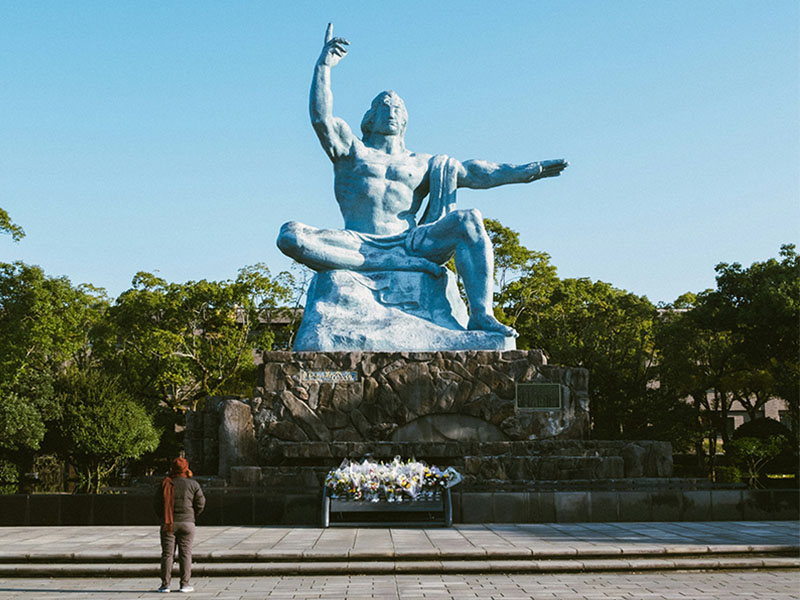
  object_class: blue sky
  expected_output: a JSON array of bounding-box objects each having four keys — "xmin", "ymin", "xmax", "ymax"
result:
[{"xmin": 2, "ymin": 1, "xmax": 797, "ymax": 304}]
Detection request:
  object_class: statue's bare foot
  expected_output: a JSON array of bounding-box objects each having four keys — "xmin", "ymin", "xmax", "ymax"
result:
[
  {"xmin": 467, "ymin": 313, "xmax": 518, "ymax": 337},
  {"xmin": 364, "ymin": 248, "xmax": 446, "ymax": 278},
  {"xmin": 412, "ymin": 259, "xmax": 447, "ymax": 278}
]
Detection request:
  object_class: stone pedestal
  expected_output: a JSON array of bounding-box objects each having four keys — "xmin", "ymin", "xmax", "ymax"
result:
[
  {"xmin": 294, "ymin": 270, "xmax": 515, "ymax": 352},
  {"xmin": 255, "ymin": 350, "xmax": 588, "ymax": 443}
]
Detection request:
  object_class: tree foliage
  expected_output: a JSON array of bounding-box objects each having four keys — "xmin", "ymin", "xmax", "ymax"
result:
[
  {"xmin": 0, "ymin": 392, "xmax": 47, "ymax": 453},
  {"xmin": 656, "ymin": 293, "xmax": 738, "ymax": 465},
  {"xmin": 656, "ymin": 246, "xmax": 799, "ymax": 475},
  {"xmin": 94, "ymin": 264, "xmax": 294, "ymax": 412},
  {"xmin": 489, "ymin": 222, "xmax": 673, "ymax": 441},
  {"xmin": 0, "ymin": 209, "xmax": 24, "ymax": 242},
  {"xmin": 0, "ymin": 260, "xmax": 300, "ymax": 491},
  {"xmin": 485, "ymin": 218, "xmax": 558, "ymax": 338},
  {"xmin": 0, "ymin": 262, "xmax": 107, "ymax": 390},
  {"xmin": 726, "ymin": 435, "xmax": 788, "ymax": 488},
  {"xmin": 0, "ymin": 262, "xmax": 108, "ymax": 489},
  {"xmin": 712, "ymin": 244, "xmax": 799, "ymax": 438},
  {"xmin": 58, "ymin": 368, "xmax": 159, "ymax": 493},
  {"xmin": 526, "ymin": 278, "xmax": 660, "ymax": 439}
]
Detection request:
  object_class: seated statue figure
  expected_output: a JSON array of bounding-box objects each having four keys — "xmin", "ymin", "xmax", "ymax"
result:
[{"xmin": 277, "ymin": 25, "xmax": 568, "ymax": 352}]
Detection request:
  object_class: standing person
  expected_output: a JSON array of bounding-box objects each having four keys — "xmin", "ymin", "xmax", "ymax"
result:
[{"xmin": 154, "ymin": 457, "xmax": 205, "ymax": 593}]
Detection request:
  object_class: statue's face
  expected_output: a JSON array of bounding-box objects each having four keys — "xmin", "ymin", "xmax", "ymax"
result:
[{"xmin": 371, "ymin": 97, "xmax": 406, "ymax": 136}]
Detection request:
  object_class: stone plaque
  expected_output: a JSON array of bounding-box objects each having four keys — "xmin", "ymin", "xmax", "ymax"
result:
[
  {"xmin": 516, "ymin": 383, "xmax": 562, "ymax": 410},
  {"xmin": 297, "ymin": 370, "xmax": 359, "ymax": 383}
]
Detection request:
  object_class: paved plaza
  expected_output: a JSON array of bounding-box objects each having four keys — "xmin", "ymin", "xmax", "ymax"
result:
[
  {"xmin": 0, "ymin": 572, "xmax": 797, "ymax": 599},
  {"xmin": 2, "ymin": 521, "xmax": 797, "ymax": 560},
  {"xmin": 0, "ymin": 522, "xmax": 796, "ymax": 597}
]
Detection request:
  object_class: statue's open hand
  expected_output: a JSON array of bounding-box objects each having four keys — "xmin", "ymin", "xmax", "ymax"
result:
[
  {"xmin": 319, "ymin": 23, "xmax": 349, "ymax": 67},
  {"xmin": 527, "ymin": 159, "xmax": 569, "ymax": 181}
]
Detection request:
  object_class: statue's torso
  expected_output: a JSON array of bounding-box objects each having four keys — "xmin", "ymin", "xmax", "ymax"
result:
[{"xmin": 334, "ymin": 143, "xmax": 431, "ymax": 236}]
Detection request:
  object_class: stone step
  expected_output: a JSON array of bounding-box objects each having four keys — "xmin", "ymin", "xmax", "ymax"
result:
[
  {"xmin": 251, "ymin": 456, "xmax": 626, "ymax": 488},
  {"xmin": 247, "ymin": 440, "xmax": 674, "ymax": 484},
  {"xmin": 242, "ymin": 462, "xmax": 715, "ymax": 491},
  {"xmin": 0, "ymin": 555, "xmax": 796, "ymax": 577},
  {"xmin": 258, "ymin": 440, "xmax": 672, "ymax": 461},
  {"xmin": 2, "ymin": 544, "xmax": 797, "ymax": 563}
]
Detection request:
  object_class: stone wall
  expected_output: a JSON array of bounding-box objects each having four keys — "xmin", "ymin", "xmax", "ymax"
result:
[
  {"xmin": 251, "ymin": 440, "xmax": 673, "ymax": 489},
  {"xmin": 253, "ymin": 350, "xmax": 589, "ymax": 444},
  {"xmin": 184, "ymin": 351, "xmax": 676, "ymax": 490},
  {"xmin": 2, "ymin": 487, "xmax": 796, "ymax": 525}
]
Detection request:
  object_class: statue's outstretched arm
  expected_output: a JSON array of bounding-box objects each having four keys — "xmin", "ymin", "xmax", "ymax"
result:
[
  {"xmin": 457, "ymin": 158, "xmax": 568, "ymax": 190},
  {"xmin": 310, "ymin": 24, "xmax": 355, "ymax": 162}
]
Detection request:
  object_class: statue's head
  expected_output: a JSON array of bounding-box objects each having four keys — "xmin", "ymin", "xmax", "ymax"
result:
[{"xmin": 360, "ymin": 91, "xmax": 408, "ymax": 139}]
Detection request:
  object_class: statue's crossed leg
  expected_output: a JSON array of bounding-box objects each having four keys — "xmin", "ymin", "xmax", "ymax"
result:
[{"xmin": 277, "ymin": 209, "xmax": 517, "ymax": 337}]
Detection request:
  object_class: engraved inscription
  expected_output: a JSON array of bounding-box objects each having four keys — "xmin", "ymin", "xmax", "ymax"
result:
[
  {"xmin": 298, "ymin": 370, "xmax": 359, "ymax": 383},
  {"xmin": 516, "ymin": 383, "xmax": 562, "ymax": 410}
]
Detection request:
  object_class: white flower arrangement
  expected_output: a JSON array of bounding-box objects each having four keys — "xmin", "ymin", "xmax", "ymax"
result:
[{"xmin": 325, "ymin": 456, "xmax": 462, "ymax": 502}]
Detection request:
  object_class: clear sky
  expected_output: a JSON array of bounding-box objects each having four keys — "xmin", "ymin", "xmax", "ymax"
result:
[{"xmin": 2, "ymin": 1, "xmax": 798, "ymax": 304}]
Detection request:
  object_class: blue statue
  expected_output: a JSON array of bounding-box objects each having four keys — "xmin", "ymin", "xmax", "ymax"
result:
[{"xmin": 278, "ymin": 25, "xmax": 567, "ymax": 351}]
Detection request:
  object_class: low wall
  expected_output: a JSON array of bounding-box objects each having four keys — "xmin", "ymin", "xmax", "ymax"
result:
[
  {"xmin": 0, "ymin": 488, "xmax": 796, "ymax": 526},
  {"xmin": 235, "ymin": 440, "xmax": 674, "ymax": 489}
]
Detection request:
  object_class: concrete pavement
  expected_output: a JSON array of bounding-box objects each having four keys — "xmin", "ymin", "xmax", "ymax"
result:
[
  {"xmin": 0, "ymin": 572, "xmax": 798, "ymax": 599},
  {"xmin": 0, "ymin": 521, "xmax": 797, "ymax": 577}
]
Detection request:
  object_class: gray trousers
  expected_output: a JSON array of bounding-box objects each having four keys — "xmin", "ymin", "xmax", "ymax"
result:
[{"xmin": 160, "ymin": 521, "xmax": 195, "ymax": 587}]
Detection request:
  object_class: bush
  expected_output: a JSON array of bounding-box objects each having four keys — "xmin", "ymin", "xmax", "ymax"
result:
[
  {"xmin": 0, "ymin": 458, "xmax": 19, "ymax": 494},
  {"xmin": 715, "ymin": 465, "xmax": 743, "ymax": 484},
  {"xmin": 726, "ymin": 435, "xmax": 789, "ymax": 488},
  {"xmin": 59, "ymin": 369, "xmax": 160, "ymax": 493},
  {"xmin": 733, "ymin": 417, "xmax": 793, "ymax": 441},
  {"xmin": 732, "ymin": 418, "xmax": 798, "ymax": 476}
]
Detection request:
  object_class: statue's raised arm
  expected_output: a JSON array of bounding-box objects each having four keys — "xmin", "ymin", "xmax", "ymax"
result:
[{"xmin": 309, "ymin": 24, "xmax": 355, "ymax": 162}]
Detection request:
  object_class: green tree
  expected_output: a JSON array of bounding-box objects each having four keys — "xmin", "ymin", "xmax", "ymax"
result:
[
  {"xmin": 524, "ymin": 278, "xmax": 659, "ymax": 439},
  {"xmin": 274, "ymin": 263, "xmax": 313, "ymax": 350},
  {"xmin": 711, "ymin": 244, "xmax": 799, "ymax": 440},
  {"xmin": 726, "ymin": 435, "xmax": 788, "ymax": 489},
  {"xmin": 95, "ymin": 264, "xmax": 294, "ymax": 412},
  {"xmin": 0, "ymin": 261, "xmax": 108, "ymax": 490},
  {"xmin": 656, "ymin": 293, "xmax": 738, "ymax": 471},
  {"xmin": 485, "ymin": 218, "xmax": 559, "ymax": 341},
  {"xmin": 0, "ymin": 262, "xmax": 107, "ymax": 386},
  {"xmin": 0, "ymin": 209, "xmax": 24, "ymax": 242},
  {"xmin": 485, "ymin": 220, "xmax": 666, "ymax": 440},
  {"xmin": 0, "ymin": 392, "xmax": 46, "ymax": 453},
  {"xmin": 0, "ymin": 391, "xmax": 47, "ymax": 491},
  {"xmin": 656, "ymin": 246, "xmax": 799, "ymax": 478},
  {"xmin": 58, "ymin": 369, "xmax": 159, "ymax": 493}
]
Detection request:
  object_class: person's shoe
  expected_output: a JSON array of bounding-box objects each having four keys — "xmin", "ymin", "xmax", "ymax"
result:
[
  {"xmin": 179, "ymin": 585, "xmax": 194, "ymax": 593},
  {"xmin": 156, "ymin": 585, "xmax": 171, "ymax": 593}
]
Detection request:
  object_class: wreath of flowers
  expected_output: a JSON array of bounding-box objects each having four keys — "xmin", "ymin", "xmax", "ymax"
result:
[{"xmin": 325, "ymin": 456, "xmax": 462, "ymax": 502}]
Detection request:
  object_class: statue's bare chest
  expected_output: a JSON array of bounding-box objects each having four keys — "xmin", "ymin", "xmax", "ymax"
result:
[{"xmin": 344, "ymin": 148, "xmax": 428, "ymax": 190}]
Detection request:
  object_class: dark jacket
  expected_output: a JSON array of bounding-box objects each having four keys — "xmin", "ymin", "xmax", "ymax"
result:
[{"xmin": 154, "ymin": 476, "xmax": 206, "ymax": 524}]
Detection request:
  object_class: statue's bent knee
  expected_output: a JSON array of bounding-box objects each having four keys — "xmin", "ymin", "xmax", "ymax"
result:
[
  {"xmin": 277, "ymin": 221, "xmax": 304, "ymax": 257},
  {"xmin": 455, "ymin": 208, "xmax": 485, "ymax": 242}
]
